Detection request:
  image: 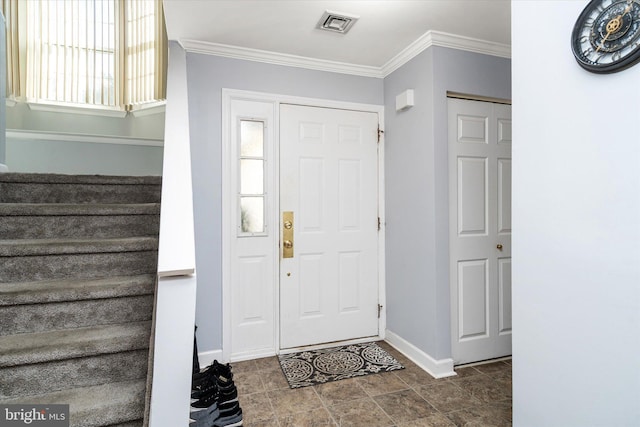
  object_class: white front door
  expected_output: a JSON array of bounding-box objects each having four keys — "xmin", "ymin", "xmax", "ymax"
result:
[
  {"xmin": 448, "ymin": 98, "xmax": 512, "ymax": 365},
  {"xmin": 279, "ymin": 104, "xmax": 379, "ymax": 349}
]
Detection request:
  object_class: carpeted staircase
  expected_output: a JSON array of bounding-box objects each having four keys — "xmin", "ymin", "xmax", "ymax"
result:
[{"xmin": 0, "ymin": 173, "xmax": 162, "ymax": 427}]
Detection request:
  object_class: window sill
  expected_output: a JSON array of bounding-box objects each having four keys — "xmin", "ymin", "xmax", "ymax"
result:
[
  {"xmin": 131, "ymin": 101, "xmax": 166, "ymax": 117},
  {"xmin": 21, "ymin": 100, "xmax": 167, "ymax": 118},
  {"xmin": 7, "ymin": 129, "xmax": 164, "ymax": 147},
  {"xmin": 27, "ymin": 101, "xmax": 128, "ymax": 118}
]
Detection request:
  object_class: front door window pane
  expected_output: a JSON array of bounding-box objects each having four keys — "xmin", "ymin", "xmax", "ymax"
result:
[
  {"xmin": 240, "ymin": 159, "xmax": 264, "ymax": 195},
  {"xmin": 240, "ymin": 197, "xmax": 264, "ymax": 233},
  {"xmin": 240, "ymin": 120, "xmax": 264, "ymax": 157}
]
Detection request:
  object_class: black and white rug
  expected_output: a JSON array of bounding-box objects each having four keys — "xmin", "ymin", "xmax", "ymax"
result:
[{"xmin": 278, "ymin": 342, "xmax": 404, "ymax": 388}]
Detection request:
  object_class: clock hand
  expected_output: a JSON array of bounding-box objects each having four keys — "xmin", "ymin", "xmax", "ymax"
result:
[
  {"xmin": 596, "ymin": 3, "xmax": 633, "ymax": 52},
  {"xmin": 597, "ymin": 26, "xmax": 614, "ymax": 53},
  {"xmin": 623, "ymin": 1, "xmax": 633, "ymax": 16}
]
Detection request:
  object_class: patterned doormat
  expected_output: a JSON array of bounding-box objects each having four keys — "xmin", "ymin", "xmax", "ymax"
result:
[{"xmin": 278, "ymin": 341, "xmax": 404, "ymax": 388}]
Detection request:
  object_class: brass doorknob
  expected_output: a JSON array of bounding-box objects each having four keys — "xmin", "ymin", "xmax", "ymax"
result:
[
  {"xmin": 497, "ymin": 244, "xmax": 503, "ymax": 250},
  {"xmin": 284, "ymin": 240, "xmax": 293, "ymax": 249},
  {"xmin": 284, "ymin": 221, "xmax": 292, "ymax": 229}
]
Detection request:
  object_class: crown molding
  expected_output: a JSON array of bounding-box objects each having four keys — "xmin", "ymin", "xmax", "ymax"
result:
[
  {"xmin": 381, "ymin": 30, "xmax": 511, "ymax": 77},
  {"xmin": 180, "ymin": 31, "xmax": 511, "ymax": 80},
  {"xmin": 379, "ymin": 31, "xmax": 435, "ymax": 78},
  {"xmin": 431, "ymin": 31, "xmax": 511, "ymax": 58},
  {"xmin": 180, "ymin": 39, "xmax": 383, "ymax": 78}
]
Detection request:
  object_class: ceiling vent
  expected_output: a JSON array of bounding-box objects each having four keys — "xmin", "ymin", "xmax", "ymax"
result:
[{"xmin": 317, "ymin": 10, "xmax": 359, "ymax": 34}]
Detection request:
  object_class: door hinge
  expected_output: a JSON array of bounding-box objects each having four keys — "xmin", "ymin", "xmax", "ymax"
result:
[
  {"xmin": 378, "ymin": 304, "xmax": 383, "ymax": 318},
  {"xmin": 377, "ymin": 217, "xmax": 381, "ymax": 231},
  {"xmin": 377, "ymin": 126, "xmax": 384, "ymax": 143}
]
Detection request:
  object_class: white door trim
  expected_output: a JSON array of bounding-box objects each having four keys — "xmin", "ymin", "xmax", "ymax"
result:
[{"xmin": 222, "ymin": 89, "xmax": 385, "ymax": 362}]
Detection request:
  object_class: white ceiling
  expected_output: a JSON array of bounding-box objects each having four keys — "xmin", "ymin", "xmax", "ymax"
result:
[{"xmin": 163, "ymin": 0, "xmax": 511, "ymax": 69}]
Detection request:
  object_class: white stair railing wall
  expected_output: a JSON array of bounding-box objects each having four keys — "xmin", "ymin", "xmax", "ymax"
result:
[{"xmin": 148, "ymin": 40, "xmax": 197, "ymax": 427}]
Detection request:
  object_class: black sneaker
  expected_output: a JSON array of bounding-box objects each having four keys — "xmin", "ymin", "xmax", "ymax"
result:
[
  {"xmin": 191, "ymin": 378, "xmax": 216, "ymax": 400},
  {"xmin": 191, "ymin": 380, "xmax": 238, "ymax": 405},
  {"xmin": 192, "ymin": 371, "xmax": 234, "ymax": 396},
  {"xmin": 193, "ymin": 360, "xmax": 233, "ymax": 384},
  {"xmin": 217, "ymin": 382, "xmax": 239, "ymax": 404},
  {"xmin": 191, "ymin": 385, "xmax": 218, "ymax": 408},
  {"xmin": 192, "ymin": 374, "xmax": 237, "ymax": 401}
]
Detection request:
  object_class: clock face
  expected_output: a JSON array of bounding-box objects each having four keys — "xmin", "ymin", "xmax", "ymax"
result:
[{"xmin": 572, "ymin": 0, "xmax": 640, "ymax": 73}]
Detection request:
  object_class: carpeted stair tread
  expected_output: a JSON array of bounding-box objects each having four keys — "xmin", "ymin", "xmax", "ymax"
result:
[
  {"xmin": 0, "ymin": 173, "xmax": 161, "ymax": 185},
  {"xmin": 0, "ymin": 350, "xmax": 149, "ymax": 400},
  {"xmin": 0, "ymin": 174, "xmax": 161, "ymax": 204},
  {"xmin": 0, "ymin": 275, "xmax": 156, "ymax": 306},
  {"xmin": 0, "ymin": 203, "xmax": 160, "ymax": 216},
  {"xmin": 0, "ymin": 321, "xmax": 151, "ymax": 367},
  {"xmin": 0, "ymin": 251, "xmax": 158, "ymax": 282},
  {"xmin": 0, "ymin": 207, "xmax": 160, "ymax": 239},
  {"xmin": 0, "ymin": 237, "xmax": 158, "ymax": 257},
  {"xmin": 0, "ymin": 294, "xmax": 154, "ymax": 336},
  {"xmin": 0, "ymin": 379, "xmax": 146, "ymax": 427}
]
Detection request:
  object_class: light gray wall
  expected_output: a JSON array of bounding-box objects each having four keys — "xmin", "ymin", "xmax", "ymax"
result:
[
  {"xmin": 6, "ymin": 103, "xmax": 165, "ymax": 139},
  {"xmin": 4, "ymin": 92, "xmax": 164, "ymax": 175},
  {"xmin": 384, "ymin": 47, "xmax": 510, "ymax": 360},
  {"xmin": 6, "ymin": 139, "xmax": 163, "ymax": 176},
  {"xmin": 185, "ymin": 53, "xmax": 383, "ymax": 353},
  {"xmin": 383, "ymin": 48, "xmax": 437, "ymax": 356},
  {"xmin": 513, "ymin": 2, "xmax": 640, "ymax": 425}
]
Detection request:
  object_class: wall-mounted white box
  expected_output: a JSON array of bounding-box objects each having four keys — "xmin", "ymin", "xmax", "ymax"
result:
[{"xmin": 396, "ymin": 89, "xmax": 414, "ymax": 112}]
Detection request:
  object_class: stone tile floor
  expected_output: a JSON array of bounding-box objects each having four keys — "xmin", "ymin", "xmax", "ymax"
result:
[{"xmin": 234, "ymin": 341, "xmax": 512, "ymax": 426}]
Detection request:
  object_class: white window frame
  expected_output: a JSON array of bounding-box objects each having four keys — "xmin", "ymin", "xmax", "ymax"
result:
[{"xmin": 3, "ymin": 0, "xmax": 166, "ymax": 115}]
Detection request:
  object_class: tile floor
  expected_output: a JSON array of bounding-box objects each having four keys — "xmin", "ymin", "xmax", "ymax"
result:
[{"xmin": 233, "ymin": 341, "xmax": 512, "ymax": 427}]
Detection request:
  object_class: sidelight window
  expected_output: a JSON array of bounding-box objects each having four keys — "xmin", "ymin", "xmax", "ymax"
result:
[{"xmin": 238, "ymin": 120, "xmax": 266, "ymax": 235}]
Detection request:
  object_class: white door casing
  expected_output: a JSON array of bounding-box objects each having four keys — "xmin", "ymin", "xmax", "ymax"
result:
[
  {"xmin": 279, "ymin": 104, "xmax": 380, "ymax": 349},
  {"xmin": 448, "ymin": 98, "xmax": 512, "ymax": 365},
  {"xmin": 222, "ymin": 89, "xmax": 386, "ymax": 362}
]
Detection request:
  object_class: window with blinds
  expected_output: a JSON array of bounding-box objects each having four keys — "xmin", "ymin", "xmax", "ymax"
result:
[{"xmin": 3, "ymin": 0, "xmax": 166, "ymax": 111}]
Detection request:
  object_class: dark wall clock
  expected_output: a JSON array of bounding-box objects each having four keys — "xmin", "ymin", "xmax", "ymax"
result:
[{"xmin": 571, "ymin": 0, "xmax": 640, "ymax": 73}]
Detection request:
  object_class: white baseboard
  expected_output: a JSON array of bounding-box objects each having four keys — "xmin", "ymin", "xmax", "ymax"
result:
[
  {"xmin": 201, "ymin": 348, "xmax": 278, "ymax": 365},
  {"xmin": 229, "ymin": 348, "xmax": 276, "ymax": 363},
  {"xmin": 385, "ymin": 329, "xmax": 456, "ymax": 379},
  {"xmin": 0, "ymin": 163, "xmax": 8, "ymax": 173},
  {"xmin": 198, "ymin": 349, "xmax": 223, "ymax": 368}
]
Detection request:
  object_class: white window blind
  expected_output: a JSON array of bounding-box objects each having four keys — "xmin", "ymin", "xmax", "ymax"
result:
[
  {"xmin": 4, "ymin": 0, "xmax": 166, "ymax": 111},
  {"xmin": 126, "ymin": 0, "xmax": 164, "ymax": 108}
]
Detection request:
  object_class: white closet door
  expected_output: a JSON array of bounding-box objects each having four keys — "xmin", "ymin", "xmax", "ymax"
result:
[{"xmin": 449, "ymin": 98, "xmax": 512, "ymax": 365}]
